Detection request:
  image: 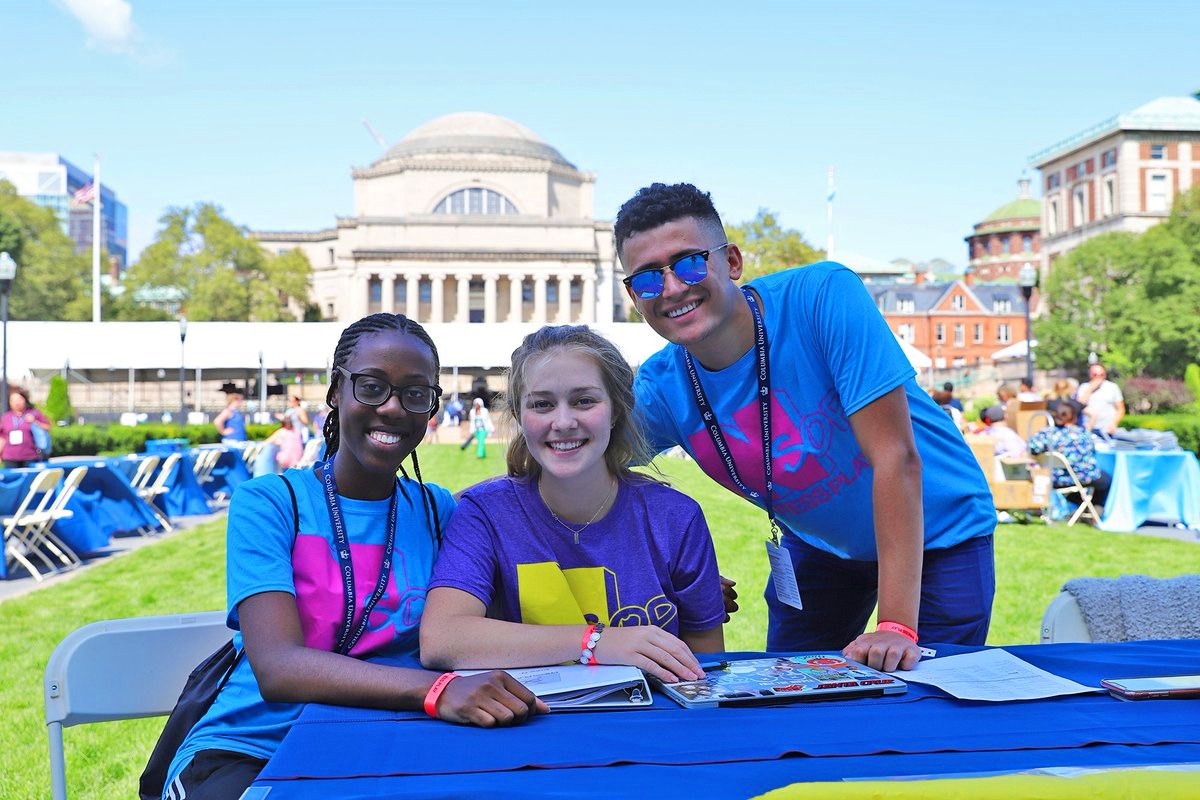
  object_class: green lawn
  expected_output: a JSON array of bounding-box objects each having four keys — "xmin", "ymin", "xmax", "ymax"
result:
[{"xmin": 3, "ymin": 443, "xmax": 1198, "ymax": 798}]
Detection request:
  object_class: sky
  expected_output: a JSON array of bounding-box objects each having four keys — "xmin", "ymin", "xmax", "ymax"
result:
[{"xmin": 5, "ymin": 1, "xmax": 1199, "ymax": 269}]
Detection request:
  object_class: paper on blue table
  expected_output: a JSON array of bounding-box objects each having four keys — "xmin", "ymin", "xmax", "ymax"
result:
[{"xmin": 900, "ymin": 648, "xmax": 1101, "ymax": 701}]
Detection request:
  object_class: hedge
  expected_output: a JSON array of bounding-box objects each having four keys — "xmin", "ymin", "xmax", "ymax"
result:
[
  {"xmin": 44, "ymin": 423, "xmax": 277, "ymax": 457},
  {"xmin": 1122, "ymin": 414, "xmax": 1200, "ymax": 458}
]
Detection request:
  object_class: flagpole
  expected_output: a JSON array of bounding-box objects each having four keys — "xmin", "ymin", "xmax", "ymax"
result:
[
  {"xmin": 826, "ymin": 166, "xmax": 835, "ymax": 259},
  {"xmin": 92, "ymin": 154, "xmax": 102, "ymax": 323}
]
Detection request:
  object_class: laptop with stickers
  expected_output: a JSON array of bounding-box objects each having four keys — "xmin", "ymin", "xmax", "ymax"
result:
[{"xmin": 654, "ymin": 654, "xmax": 906, "ymax": 708}]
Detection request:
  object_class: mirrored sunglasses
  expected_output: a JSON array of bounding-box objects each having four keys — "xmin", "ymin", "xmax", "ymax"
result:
[{"xmin": 622, "ymin": 243, "xmax": 729, "ymax": 299}]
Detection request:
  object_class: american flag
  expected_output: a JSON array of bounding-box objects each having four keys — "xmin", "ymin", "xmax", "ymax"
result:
[{"xmin": 72, "ymin": 182, "xmax": 97, "ymax": 204}]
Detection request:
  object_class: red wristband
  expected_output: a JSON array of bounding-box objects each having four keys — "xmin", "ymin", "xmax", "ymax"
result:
[
  {"xmin": 423, "ymin": 672, "xmax": 461, "ymax": 718},
  {"xmin": 876, "ymin": 621, "xmax": 918, "ymax": 643}
]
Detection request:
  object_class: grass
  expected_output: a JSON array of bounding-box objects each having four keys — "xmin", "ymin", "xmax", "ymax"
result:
[{"xmin": 3, "ymin": 442, "xmax": 1198, "ymax": 798}]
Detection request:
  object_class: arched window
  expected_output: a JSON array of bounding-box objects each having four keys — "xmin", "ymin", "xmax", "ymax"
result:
[{"xmin": 432, "ymin": 187, "xmax": 518, "ymax": 215}]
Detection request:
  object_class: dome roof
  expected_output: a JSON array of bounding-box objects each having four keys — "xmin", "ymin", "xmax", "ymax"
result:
[
  {"xmin": 982, "ymin": 197, "xmax": 1041, "ymax": 222},
  {"xmin": 376, "ymin": 112, "xmax": 574, "ymax": 168}
]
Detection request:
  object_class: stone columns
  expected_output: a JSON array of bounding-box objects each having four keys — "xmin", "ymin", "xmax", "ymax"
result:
[
  {"xmin": 557, "ymin": 275, "xmax": 572, "ymax": 323},
  {"xmin": 509, "ymin": 275, "xmax": 524, "ymax": 322},
  {"xmin": 383, "ymin": 276, "xmax": 395, "ymax": 314},
  {"xmin": 581, "ymin": 274, "xmax": 596, "ymax": 323},
  {"xmin": 431, "ymin": 275, "xmax": 445, "ymax": 323},
  {"xmin": 484, "ymin": 276, "xmax": 498, "ymax": 324},
  {"xmin": 456, "ymin": 274, "xmax": 470, "ymax": 324},
  {"xmin": 406, "ymin": 274, "xmax": 419, "ymax": 320},
  {"xmin": 533, "ymin": 275, "xmax": 548, "ymax": 323}
]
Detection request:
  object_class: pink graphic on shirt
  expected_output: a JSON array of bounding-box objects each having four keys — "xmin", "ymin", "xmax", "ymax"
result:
[
  {"xmin": 292, "ymin": 534, "xmax": 426, "ymax": 656},
  {"xmin": 687, "ymin": 388, "xmax": 868, "ymax": 515}
]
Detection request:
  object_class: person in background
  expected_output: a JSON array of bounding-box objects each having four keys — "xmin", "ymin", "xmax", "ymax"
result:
[
  {"xmin": 214, "ymin": 392, "xmax": 249, "ymax": 444},
  {"xmin": 1, "ymin": 388, "xmax": 51, "ymax": 467},
  {"xmin": 1045, "ymin": 378, "xmax": 1075, "ymax": 414},
  {"xmin": 269, "ymin": 416, "xmax": 304, "ymax": 470},
  {"xmin": 1017, "ymin": 378, "xmax": 1042, "ymax": 403},
  {"xmin": 277, "ymin": 396, "xmax": 311, "ymax": 443},
  {"xmin": 445, "ymin": 395, "xmax": 464, "ymax": 428},
  {"xmin": 979, "ymin": 405, "xmax": 1028, "ymax": 459},
  {"xmin": 941, "ymin": 382, "xmax": 964, "ymax": 412},
  {"xmin": 421, "ymin": 325, "xmax": 723, "ymax": 683},
  {"xmin": 1028, "ymin": 401, "xmax": 1109, "ymax": 508},
  {"xmin": 163, "ymin": 313, "xmax": 543, "ymax": 800},
  {"xmin": 462, "ymin": 397, "xmax": 493, "ymax": 459},
  {"xmin": 1077, "ymin": 363, "xmax": 1125, "ymax": 436}
]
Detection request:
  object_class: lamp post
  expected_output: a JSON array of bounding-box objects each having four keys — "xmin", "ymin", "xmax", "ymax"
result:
[
  {"xmin": 0, "ymin": 252, "xmax": 17, "ymax": 415},
  {"xmin": 1018, "ymin": 262, "xmax": 1037, "ymax": 387},
  {"xmin": 178, "ymin": 316, "xmax": 188, "ymax": 425}
]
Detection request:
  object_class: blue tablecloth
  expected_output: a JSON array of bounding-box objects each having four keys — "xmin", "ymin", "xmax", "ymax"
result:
[
  {"xmin": 1096, "ymin": 450, "xmax": 1200, "ymax": 532},
  {"xmin": 0, "ymin": 467, "xmax": 115, "ymax": 577},
  {"xmin": 191, "ymin": 446, "xmax": 252, "ymax": 499},
  {"xmin": 38, "ymin": 458, "xmax": 163, "ymax": 539},
  {"xmin": 112, "ymin": 454, "xmax": 212, "ymax": 517},
  {"xmin": 250, "ymin": 641, "xmax": 1200, "ymax": 799}
]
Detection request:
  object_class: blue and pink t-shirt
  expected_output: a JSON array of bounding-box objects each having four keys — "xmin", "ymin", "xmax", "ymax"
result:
[
  {"xmin": 430, "ymin": 476, "xmax": 725, "ymax": 634},
  {"xmin": 165, "ymin": 468, "xmax": 453, "ymax": 790},
  {"xmin": 634, "ymin": 262, "xmax": 994, "ymax": 561}
]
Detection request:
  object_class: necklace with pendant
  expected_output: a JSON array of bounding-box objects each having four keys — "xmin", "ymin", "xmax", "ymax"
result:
[{"xmin": 539, "ymin": 478, "xmax": 618, "ymax": 544}]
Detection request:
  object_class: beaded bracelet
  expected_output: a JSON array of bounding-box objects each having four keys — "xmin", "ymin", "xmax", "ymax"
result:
[
  {"xmin": 580, "ymin": 622, "xmax": 607, "ymax": 665},
  {"xmin": 876, "ymin": 621, "xmax": 919, "ymax": 644},
  {"xmin": 423, "ymin": 672, "xmax": 461, "ymax": 718}
]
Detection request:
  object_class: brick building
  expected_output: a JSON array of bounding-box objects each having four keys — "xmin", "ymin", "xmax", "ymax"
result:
[
  {"xmin": 872, "ymin": 276, "xmax": 1029, "ymax": 369},
  {"xmin": 965, "ymin": 177, "xmax": 1040, "ymax": 282},
  {"xmin": 1030, "ymin": 96, "xmax": 1200, "ymax": 271}
]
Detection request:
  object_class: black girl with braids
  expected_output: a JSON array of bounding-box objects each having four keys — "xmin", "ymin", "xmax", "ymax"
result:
[{"xmin": 164, "ymin": 314, "xmax": 545, "ymax": 800}]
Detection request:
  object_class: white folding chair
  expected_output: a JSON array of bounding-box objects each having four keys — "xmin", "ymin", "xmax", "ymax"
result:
[
  {"xmin": 295, "ymin": 438, "xmax": 323, "ymax": 469},
  {"xmin": 192, "ymin": 448, "xmax": 219, "ymax": 488},
  {"xmin": 20, "ymin": 466, "xmax": 88, "ymax": 571},
  {"xmin": 138, "ymin": 452, "xmax": 180, "ymax": 534},
  {"xmin": 242, "ymin": 442, "xmax": 261, "ymax": 466},
  {"xmin": 1035, "ymin": 451, "xmax": 1100, "ymax": 526},
  {"xmin": 45, "ymin": 612, "xmax": 232, "ymax": 800},
  {"xmin": 1039, "ymin": 592, "xmax": 1092, "ymax": 643},
  {"xmin": 3, "ymin": 468, "xmax": 64, "ymax": 582},
  {"xmin": 129, "ymin": 455, "xmax": 161, "ymax": 493}
]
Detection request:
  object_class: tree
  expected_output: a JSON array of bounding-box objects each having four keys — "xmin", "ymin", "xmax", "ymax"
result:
[
  {"xmin": 0, "ymin": 181, "xmax": 96, "ymax": 320},
  {"xmin": 44, "ymin": 375, "xmax": 74, "ymax": 423},
  {"xmin": 125, "ymin": 203, "xmax": 312, "ymax": 321},
  {"xmin": 725, "ymin": 209, "xmax": 824, "ymax": 281}
]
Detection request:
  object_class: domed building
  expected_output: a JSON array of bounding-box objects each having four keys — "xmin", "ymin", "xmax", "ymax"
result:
[
  {"xmin": 964, "ymin": 177, "xmax": 1041, "ymax": 282},
  {"xmin": 255, "ymin": 112, "xmax": 620, "ymax": 324}
]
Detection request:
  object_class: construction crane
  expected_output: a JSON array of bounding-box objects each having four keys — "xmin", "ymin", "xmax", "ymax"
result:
[{"xmin": 361, "ymin": 118, "xmax": 387, "ymax": 149}]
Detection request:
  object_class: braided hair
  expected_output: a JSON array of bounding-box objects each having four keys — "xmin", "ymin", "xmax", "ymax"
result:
[
  {"xmin": 322, "ymin": 313, "xmax": 443, "ymax": 545},
  {"xmin": 323, "ymin": 313, "xmax": 441, "ymax": 458}
]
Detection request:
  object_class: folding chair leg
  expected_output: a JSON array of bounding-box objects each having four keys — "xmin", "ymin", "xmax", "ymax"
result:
[
  {"xmin": 6, "ymin": 541, "xmax": 47, "ymax": 582},
  {"xmin": 150, "ymin": 506, "xmax": 174, "ymax": 534},
  {"xmin": 38, "ymin": 530, "xmax": 81, "ymax": 568}
]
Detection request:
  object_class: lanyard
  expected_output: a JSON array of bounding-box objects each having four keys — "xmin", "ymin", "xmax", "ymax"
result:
[
  {"xmin": 317, "ymin": 459, "xmax": 398, "ymax": 656},
  {"xmin": 683, "ymin": 286, "xmax": 781, "ymax": 545}
]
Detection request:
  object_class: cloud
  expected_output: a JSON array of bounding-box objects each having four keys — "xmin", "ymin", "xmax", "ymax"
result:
[{"xmin": 58, "ymin": 0, "xmax": 139, "ymax": 53}]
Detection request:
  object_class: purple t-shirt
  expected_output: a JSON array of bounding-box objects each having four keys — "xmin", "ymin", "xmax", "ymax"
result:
[{"xmin": 430, "ymin": 476, "xmax": 725, "ymax": 635}]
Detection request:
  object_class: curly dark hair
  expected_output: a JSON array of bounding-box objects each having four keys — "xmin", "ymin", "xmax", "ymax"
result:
[{"xmin": 613, "ymin": 182, "xmax": 727, "ymax": 261}]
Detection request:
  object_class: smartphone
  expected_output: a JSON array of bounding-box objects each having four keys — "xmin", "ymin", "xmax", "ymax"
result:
[{"xmin": 1100, "ymin": 675, "xmax": 1200, "ymax": 700}]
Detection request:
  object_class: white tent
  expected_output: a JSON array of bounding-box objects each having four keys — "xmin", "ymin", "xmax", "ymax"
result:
[
  {"xmin": 893, "ymin": 335, "xmax": 932, "ymax": 369},
  {"xmin": 991, "ymin": 338, "xmax": 1037, "ymax": 362}
]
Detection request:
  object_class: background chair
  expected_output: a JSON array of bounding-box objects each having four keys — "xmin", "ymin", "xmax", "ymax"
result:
[
  {"xmin": 138, "ymin": 452, "xmax": 180, "ymax": 534},
  {"xmin": 1035, "ymin": 451, "xmax": 1099, "ymax": 526},
  {"xmin": 20, "ymin": 466, "xmax": 88, "ymax": 572},
  {"xmin": 3, "ymin": 468, "xmax": 64, "ymax": 582},
  {"xmin": 1039, "ymin": 592, "xmax": 1092, "ymax": 643},
  {"xmin": 1024, "ymin": 409, "xmax": 1055, "ymax": 439},
  {"xmin": 129, "ymin": 455, "xmax": 161, "ymax": 494},
  {"xmin": 45, "ymin": 611, "xmax": 231, "ymax": 800}
]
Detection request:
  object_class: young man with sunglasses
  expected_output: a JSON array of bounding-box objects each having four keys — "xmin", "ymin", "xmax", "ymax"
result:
[{"xmin": 617, "ymin": 183, "xmax": 995, "ymax": 672}]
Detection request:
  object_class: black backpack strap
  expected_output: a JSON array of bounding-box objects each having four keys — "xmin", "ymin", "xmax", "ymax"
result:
[{"xmin": 279, "ymin": 473, "xmax": 300, "ymax": 537}]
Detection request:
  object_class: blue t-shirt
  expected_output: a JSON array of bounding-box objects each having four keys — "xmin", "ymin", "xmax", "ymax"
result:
[
  {"xmin": 634, "ymin": 262, "xmax": 994, "ymax": 560},
  {"xmin": 224, "ymin": 410, "xmax": 248, "ymax": 442},
  {"xmin": 430, "ymin": 476, "xmax": 725, "ymax": 634},
  {"xmin": 165, "ymin": 467, "xmax": 454, "ymax": 790}
]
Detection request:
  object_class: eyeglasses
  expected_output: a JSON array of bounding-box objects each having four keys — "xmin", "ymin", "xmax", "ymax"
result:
[
  {"xmin": 622, "ymin": 243, "xmax": 730, "ymax": 299},
  {"xmin": 335, "ymin": 366, "xmax": 440, "ymax": 413}
]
